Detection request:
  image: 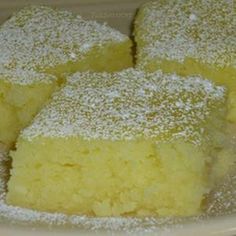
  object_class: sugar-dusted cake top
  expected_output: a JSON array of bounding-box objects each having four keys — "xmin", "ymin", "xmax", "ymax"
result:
[
  {"xmin": 0, "ymin": 5, "xmax": 128, "ymax": 84},
  {"xmin": 0, "ymin": 66, "xmax": 57, "ymax": 85},
  {"xmin": 22, "ymin": 69, "xmax": 225, "ymax": 144},
  {"xmin": 136, "ymin": 0, "xmax": 235, "ymax": 68}
]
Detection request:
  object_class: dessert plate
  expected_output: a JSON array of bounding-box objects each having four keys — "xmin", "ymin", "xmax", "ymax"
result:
[{"xmin": 0, "ymin": 0, "xmax": 235, "ymax": 235}]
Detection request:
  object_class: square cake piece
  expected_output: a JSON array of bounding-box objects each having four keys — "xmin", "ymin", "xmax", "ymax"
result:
[
  {"xmin": 7, "ymin": 69, "xmax": 234, "ymax": 217},
  {"xmin": 134, "ymin": 0, "xmax": 236, "ymax": 122},
  {"xmin": 0, "ymin": 6, "xmax": 132, "ymax": 147}
]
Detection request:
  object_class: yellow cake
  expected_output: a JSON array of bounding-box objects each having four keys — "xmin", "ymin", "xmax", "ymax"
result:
[
  {"xmin": 0, "ymin": 6, "xmax": 132, "ymax": 148},
  {"xmin": 134, "ymin": 0, "xmax": 236, "ymax": 122},
  {"xmin": 7, "ymin": 69, "xmax": 234, "ymax": 217}
]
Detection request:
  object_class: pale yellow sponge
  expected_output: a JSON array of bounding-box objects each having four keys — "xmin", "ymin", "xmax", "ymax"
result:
[
  {"xmin": 0, "ymin": 6, "xmax": 132, "ymax": 147},
  {"xmin": 0, "ymin": 68, "xmax": 57, "ymax": 148},
  {"xmin": 134, "ymin": 0, "xmax": 236, "ymax": 122},
  {"xmin": 7, "ymin": 69, "xmax": 233, "ymax": 217}
]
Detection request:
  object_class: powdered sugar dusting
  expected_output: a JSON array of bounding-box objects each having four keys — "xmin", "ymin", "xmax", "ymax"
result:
[
  {"xmin": 136, "ymin": 0, "xmax": 236, "ymax": 68},
  {"xmin": 189, "ymin": 13, "xmax": 197, "ymax": 21},
  {"xmin": 22, "ymin": 69, "xmax": 225, "ymax": 144},
  {"xmin": 0, "ymin": 5, "xmax": 128, "ymax": 85},
  {"xmin": 0, "ymin": 66, "xmax": 57, "ymax": 85}
]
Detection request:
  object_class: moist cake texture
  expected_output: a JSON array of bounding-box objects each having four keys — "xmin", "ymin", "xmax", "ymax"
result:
[
  {"xmin": 134, "ymin": 0, "xmax": 236, "ymax": 122},
  {"xmin": 0, "ymin": 6, "xmax": 132, "ymax": 147},
  {"xmin": 7, "ymin": 69, "xmax": 234, "ymax": 217},
  {"xmin": 0, "ymin": 67, "xmax": 58, "ymax": 147}
]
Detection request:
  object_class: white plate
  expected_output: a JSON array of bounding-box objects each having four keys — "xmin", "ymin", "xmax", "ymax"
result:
[{"xmin": 0, "ymin": 214, "xmax": 235, "ymax": 236}]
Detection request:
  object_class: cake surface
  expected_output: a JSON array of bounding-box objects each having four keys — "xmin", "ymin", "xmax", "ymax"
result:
[
  {"xmin": 134, "ymin": 0, "xmax": 236, "ymax": 122},
  {"xmin": 7, "ymin": 69, "xmax": 234, "ymax": 217},
  {"xmin": 22, "ymin": 69, "xmax": 225, "ymax": 143},
  {"xmin": 0, "ymin": 5, "xmax": 132, "ymax": 147},
  {"xmin": 1, "ymin": 5, "xmax": 132, "ymax": 74}
]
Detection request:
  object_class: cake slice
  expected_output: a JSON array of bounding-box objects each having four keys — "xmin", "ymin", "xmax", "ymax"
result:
[
  {"xmin": 0, "ymin": 6, "xmax": 132, "ymax": 147},
  {"xmin": 134, "ymin": 0, "xmax": 236, "ymax": 122},
  {"xmin": 7, "ymin": 69, "xmax": 234, "ymax": 217}
]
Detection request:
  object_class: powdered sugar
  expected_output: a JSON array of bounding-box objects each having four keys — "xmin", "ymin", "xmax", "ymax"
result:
[
  {"xmin": 22, "ymin": 69, "xmax": 225, "ymax": 144},
  {"xmin": 0, "ymin": 6, "xmax": 128, "ymax": 85},
  {"xmin": 0, "ymin": 66, "xmax": 57, "ymax": 85},
  {"xmin": 136, "ymin": 0, "xmax": 236, "ymax": 68}
]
